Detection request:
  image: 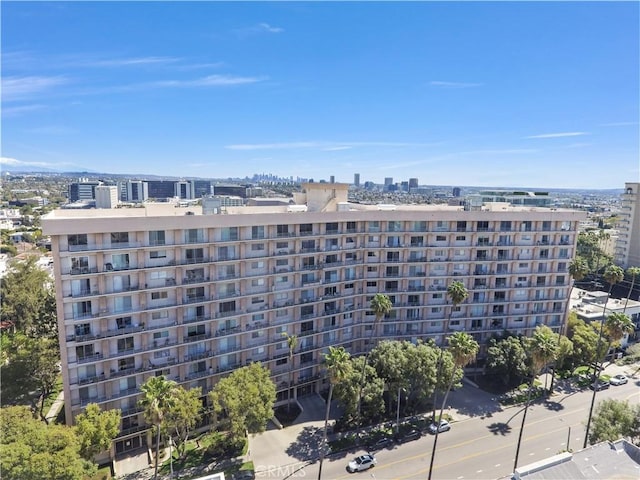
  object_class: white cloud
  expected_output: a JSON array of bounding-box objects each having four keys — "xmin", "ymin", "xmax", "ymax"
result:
[
  {"xmin": 430, "ymin": 81, "xmax": 483, "ymax": 88},
  {"xmin": 225, "ymin": 140, "xmax": 439, "ymax": 150},
  {"xmin": 525, "ymin": 132, "xmax": 589, "ymax": 139},
  {"xmin": 600, "ymin": 121, "xmax": 638, "ymax": 127},
  {"xmin": 234, "ymin": 23, "xmax": 284, "ymax": 37},
  {"xmin": 152, "ymin": 74, "xmax": 267, "ymax": 88},
  {"xmin": 258, "ymin": 23, "xmax": 284, "ymax": 33},
  {"xmin": 323, "ymin": 146, "xmax": 353, "ymax": 151},
  {"xmin": 84, "ymin": 56, "xmax": 181, "ymax": 67},
  {"xmin": 1, "ymin": 104, "xmax": 47, "ymax": 116},
  {"xmin": 2, "ymin": 76, "xmax": 69, "ymax": 101},
  {"xmin": 24, "ymin": 126, "xmax": 77, "ymax": 135},
  {"xmin": 0, "ymin": 156, "xmax": 54, "ymax": 168}
]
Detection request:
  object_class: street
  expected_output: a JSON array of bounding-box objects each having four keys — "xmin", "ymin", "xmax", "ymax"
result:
[{"xmin": 294, "ymin": 380, "xmax": 640, "ymax": 480}]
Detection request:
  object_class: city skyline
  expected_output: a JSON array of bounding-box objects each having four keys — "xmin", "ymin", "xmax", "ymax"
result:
[{"xmin": 2, "ymin": 2, "xmax": 639, "ymax": 189}]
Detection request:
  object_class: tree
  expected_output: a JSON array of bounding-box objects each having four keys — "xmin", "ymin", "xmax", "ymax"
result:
[
  {"xmin": 605, "ymin": 312, "xmax": 634, "ymax": 351},
  {"xmin": 428, "ymin": 332, "xmax": 478, "ymax": 480},
  {"xmin": 567, "ymin": 315, "xmax": 603, "ymax": 367},
  {"xmin": 138, "ymin": 376, "xmax": 179, "ymax": 480},
  {"xmin": 209, "ymin": 362, "xmax": 276, "ymax": 439},
  {"xmin": 74, "ymin": 403, "xmax": 121, "ymax": 460},
  {"xmin": 485, "ymin": 335, "xmax": 528, "ymax": 386},
  {"xmin": 318, "ymin": 347, "xmax": 351, "ymax": 480},
  {"xmin": 333, "ymin": 356, "xmax": 385, "ymax": 423},
  {"xmin": 163, "ymin": 386, "xmax": 203, "ymax": 460},
  {"xmin": 623, "ymin": 266, "xmax": 640, "ymax": 313},
  {"xmin": 514, "ymin": 326, "xmax": 558, "ymax": 471},
  {"xmin": 0, "ymin": 406, "xmax": 97, "ymax": 480},
  {"xmin": 357, "ymin": 293, "xmax": 392, "ymax": 417},
  {"xmin": 589, "ymin": 399, "xmax": 639, "ymax": 445},
  {"xmin": 281, "ymin": 332, "xmax": 298, "ymax": 413},
  {"xmin": 0, "ymin": 257, "xmax": 57, "ymax": 338},
  {"xmin": 584, "ymin": 264, "xmax": 625, "ymax": 448},
  {"xmin": 445, "ymin": 281, "xmax": 469, "ymax": 332},
  {"xmin": 0, "ymin": 335, "xmax": 60, "ymax": 421}
]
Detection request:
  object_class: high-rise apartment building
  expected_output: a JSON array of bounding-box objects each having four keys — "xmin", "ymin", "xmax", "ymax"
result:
[
  {"xmin": 42, "ymin": 183, "xmax": 584, "ymax": 456},
  {"xmin": 615, "ymin": 182, "xmax": 640, "ymax": 268},
  {"xmin": 68, "ymin": 180, "xmax": 102, "ymax": 202},
  {"xmin": 95, "ymin": 186, "xmax": 119, "ymax": 209},
  {"xmin": 354, "ymin": 173, "xmax": 360, "ymax": 187}
]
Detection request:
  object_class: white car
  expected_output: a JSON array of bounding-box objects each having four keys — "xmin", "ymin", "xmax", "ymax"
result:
[
  {"xmin": 428, "ymin": 420, "xmax": 451, "ymax": 434},
  {"xmin": 347, "ymin": 454, "xmax": 377, "ymax": 473},
  {"xmin": 610, "ymin": 374, "xmax": 628, "ymax": 386}
]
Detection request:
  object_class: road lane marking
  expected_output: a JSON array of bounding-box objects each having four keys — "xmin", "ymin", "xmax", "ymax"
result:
[
  {"xmin": 391, "ymin": 420, "xmax": 588, "ymax": 479},
  {"xmin": 337, "ymin": 407, "xmax": 591, "ymax": 479}
]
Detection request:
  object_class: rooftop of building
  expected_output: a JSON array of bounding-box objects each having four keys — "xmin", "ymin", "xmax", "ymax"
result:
[
  {"xmin": 570, "ymin": 287, "xmax": 640, "ymax": 319},
  {"xmin": 513, "ymin": 439, "xmax": 640, "ymax": 480}
]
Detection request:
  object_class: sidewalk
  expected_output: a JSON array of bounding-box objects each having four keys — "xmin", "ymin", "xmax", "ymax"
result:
[
  {"xmin": 45, "ymin": 390, "xmax": 65, "ymax": 423},
  {"xmin": 249, "ymin": 383, "xmax": 499, "ymax": 476}
]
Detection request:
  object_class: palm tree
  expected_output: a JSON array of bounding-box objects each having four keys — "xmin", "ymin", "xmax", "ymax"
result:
[
  {"xmin": 357, "ymin": 293, "xmax": 392, "ymax": 418},
  {"xmin": 282, "ymin": 332, "xmax": 298, "ymax": 413},
  {"xmin": 513, "ymin": 326, "xmax": 558, "ymax": 471},
  {"xmin": 138, "ymin": 375, "xmax": 178, "ymax": 480},
  {"xmin": 605, "ymin": 312, "xmax": 635, "ymax": 350},
  {"xmin": 623, "ymin": 266, "xmax": 640, "ymax": 313},
  {"xmin": 318, "ymin": 346, "xmax": 351, "ymax": 480},
  {"xmin": 593, "ymin": 230, "xmax": 611, "ymax": 277},
  {"xmin": 427, "ymin": 332, "xmax": 478, "ymax": 480},
  {"xmin": 548, "ymin": 257, "xmax": 589, "ymax": 391},
  {"xmin": 432, "ymin": 282, "xmax": 469, "ymax": 421},
  {"xmin": 445, "ymin": 281, "xmax": 469, "ymax": 333},
  {"xmin": 584, "ymin": 310, "xmax": 634, "ymax": 448},
  {"xmin": 602, "ymin": 265, "xmax": 624, "ymax": 314}
]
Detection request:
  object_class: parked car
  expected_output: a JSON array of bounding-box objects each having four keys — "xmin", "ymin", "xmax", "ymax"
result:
[
  {"xmin": 397, "ymin": 428, "xmax": 422, "ymax": 443},
  {"xmin": 610, "ymin": 374, "xmax": 628, "ymax": 386},
  {"xmin": 347, "ymin": 454, "xmax": 377, "ymax": 473},
  {"xmin": 589, "ymin": 380, "xmax": 610, "ymax": 391},
  {"xmin": 368, "ymin": 436, "xmax": 394, "ymax": 450},
  {"xmin": 428, "ymin": 420, "xmax": 451, "ymax": 434}
]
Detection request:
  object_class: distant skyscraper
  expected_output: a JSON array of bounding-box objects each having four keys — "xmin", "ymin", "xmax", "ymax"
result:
[
  {"xmin": 330, "ymin": 175, "xmax": 335, "ymax": 183},
  {"xmin": 354, "ymin": 173, "xmax": 360, "ymax": 187},
  {"xmin": 384, "ymin": 177, "xmax": 393, "ymax": 186},
  {"xmin": 615, "ymin": 182, "xmax": 640, "ymax": 268},
  {"xmin": 409, "ymin": 178, "xmax": 418, "ymax": 189},
  {"xmin": 68, "ymin": 180, "xmax": 101, "ymax": 202},
  {"xmin": 453, "ymin": 187, "xmax": 461, "ymax": 197}
]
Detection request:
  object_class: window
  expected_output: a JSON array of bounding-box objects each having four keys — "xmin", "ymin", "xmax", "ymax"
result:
[
  {"xmin": 366, "ymin": 281, "xmax": 377, "ymax": 287},
  {"xmin": 300, "ymin": 223, "xmax": 313, "ymax": 235},
  {"xmin": 251, "ymin": 296, "xmax": 265, "ymax": 304},
  {"xmin": 412, "ymin": 221, "xmax": 427, "ymax": 232},
  {"xmin": 149, "ymin": 230, "xmax": 165, "ymax": 246},
  {"xmin": 252, "ymin": 226, "xmax": 265, "ymax": 239},
  {"xmin": 251, "ymin": 261, "xmax": 265, "ymax": 269},
  {"xmin": 434, "ymin": 249, "xmax": 445, "ymax": 257},
  {"xmin": 220, "ymin": 227, "xmax": 238, "ymax": 241},
  {"xmin": 151, "ymin": 310, "xmax": 168, "ymax": 320},
  {"xmin": 477, "ymin": 221, "xmax": 489, "ymax": 232},
  {"xmin": 388, "ymin": 221, "xmax": 401, "ymax": 232},
  {"xmin": 276, "ymin": 224, "xmax": 290, "ymax": 237},
  {"xmin": 431, "ymin": 307, "xmax": 442, "ymax": 313},
  {"xmin": 519, "ymin": 262, "xmax": 528, "ymax": 268},
  {"xmin": 151, "ymin": 291, "xmax": 168, "ymax": 300},
  {"xmin": 251, "ymin": 278, "xmax": 265, "ymax": 287},
  {"xmin": 68, "ymin": 234, "xmax": 88, "ymax": 249},
  {"xmin": 117, "ymin": 337, "xmax": 134, "ymax": 352},
  {"xmin": 500, "ymin": 221, "xmax": 512, "ymax": 231},
  {"xmin": 456, "ymin": 221, "xmax": 467, "ymax": 232},
  {"xmin": 251, "ymin": 243, "xmax": 265, "ymax": 251},
  {"xmin": 368, "ymin": 221, "xmax": 380, "ymax": 232},
  {"xmin": 276, "ymin": 358, "xmax": 287, "ymax": 366},
  {"xmin": 111, "ymin": 232, "xmax": 129, "ymax": 245},
  {"xmin": 367, "ymin": 266, "xmax": 378, "ymax": 272},
  {"xmin": 71, "ymin": 256, "xmax": 89, "ymax": 273},
  {"xmin": 432, "ymin": 293, "xmax": 443, "ymax": 299},
  {"xmin": 326, "ymin": 222, "xmax": 339, "ymax": 233},
  {"xmin": 436, "ymin": 235, "xmax": 446, "ymax": 242},
  {"xmin": 456, "ymin": 235, "xmax": 466, "ymax": 241},
  {"xmin": 150, "ymin": 250, "xmax": 166, "ymax": 259},
  {"xmin": 301, "ymin": 239, "xmax": 316, "ymax": 251}
]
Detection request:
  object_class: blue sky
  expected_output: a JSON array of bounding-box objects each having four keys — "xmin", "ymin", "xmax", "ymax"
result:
[{"xmin": 2, "ymin": 1, "xmax": 639, "ymax": 189}]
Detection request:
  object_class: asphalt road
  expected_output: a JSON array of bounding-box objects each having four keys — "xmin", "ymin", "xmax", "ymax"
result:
[{"xmin": 299, "ymin": 380, "xmax": 639, "ymax": 480}]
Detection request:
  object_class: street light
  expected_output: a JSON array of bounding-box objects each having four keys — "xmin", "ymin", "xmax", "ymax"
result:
[
  {"xmin": 559, "ymin": 417, "xmax": 571, "ymax": 452},
  {"xmin": 395, "ymin": 387, "xmax": 405, "ymax": 435}
]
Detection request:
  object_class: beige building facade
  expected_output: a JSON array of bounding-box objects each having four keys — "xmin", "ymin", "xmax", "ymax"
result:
[
  {"xmin": 615, "ymin": 182, "xmax": 640, "ymax": 268},
  {"xmin": 42, "ymin": 183, "xmax": 586, "ymax": 456}
]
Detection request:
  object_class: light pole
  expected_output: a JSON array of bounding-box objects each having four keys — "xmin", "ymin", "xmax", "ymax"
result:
[
  {"xmin": 559, "ymin": 418, "xmax": 571, "ymax": 452},
  {"xmin": 169, "ymin": 435, "xmax": 173, "ymax": 478},
  {"xmin": 395, "ymin": 386, "xmax": 404, "ymax": 435}
]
